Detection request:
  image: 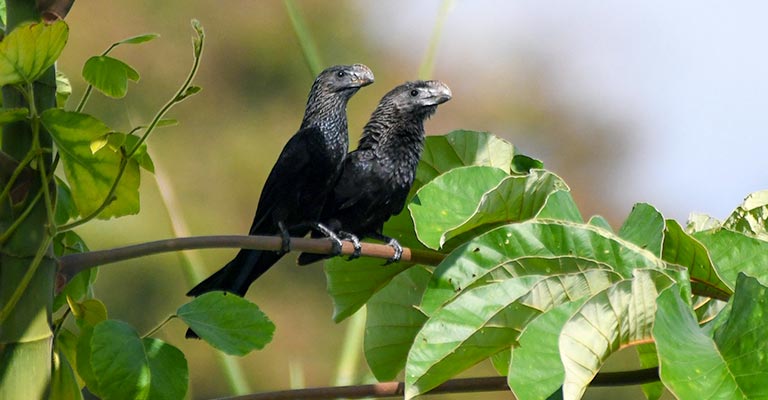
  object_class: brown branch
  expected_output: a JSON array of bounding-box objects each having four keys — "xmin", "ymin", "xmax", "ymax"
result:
[
  {"xmin": 58, "ymin": 234, "xmax": 446, "ymax": 279},
  {"xmin": 213, "ymin": 368, "xmax": 660, "ymax": 400}
]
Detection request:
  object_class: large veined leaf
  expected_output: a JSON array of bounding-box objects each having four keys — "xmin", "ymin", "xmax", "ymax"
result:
[
  {"xmin": 404, "ymin": 270, "xmax": 621, "ymax": 399},
  {"xmin": 722, "ymin": 190, "xmax": 768, "ymax": 241},
  {"xmin": 412, "ymin": 169, "xmax": 570, "ymax": 249},
  {"xmin": 507, "ymin": 299, "xmax": 587, "ymax": 400},
  {"xmin": 662, "ymin": 219, "xmax": 732, "ymax": 299},
  {"xmin": 535, "ymin": 189, "xmax": 584, "ymax": 223},
  {"xmin": 421, "ymin": 221, "xmax": 666, "ymax": 315},
  {"xmin": 654, "ymin": 274, "xmax": 768, "ymax": 399},
  {"xmin": 42, "ymin": 109, "xmax": 140, "ymax": 219},
  {"xmin": 694, "ymin": 228, "xmax": 768, "ymax": 288},
  {"xmin": 0, "ymin": 20, "xmax": 68, "ymax": 86},
  {"xmin": 409, "ymin": 166, "xmax": 508, "ymax": 249},
  {"xmin": 325, "ymin": 256, "xmax": 412, "ymax": 322},
  {"xmin": 617, "ymin": 203, "xmax": 665, "ymax": 256},
  {"xmin": 559, "ymin": 269, "xmax": 680, "ymax": 400},
  {"xmin": 365, "ymin": 266, "xmax": 431, "ymax": 381},
  {"xmin": 415, "ymin": 130, "xmax": 515, "ymax": 188}
]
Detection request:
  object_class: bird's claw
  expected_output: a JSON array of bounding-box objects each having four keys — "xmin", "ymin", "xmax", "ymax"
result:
[
  {"xmin": 383, "ymin": 238, "xmax": 403, "ymax": 265},
  {"xmin": 339, "ymin": 231, "xmax": 362, "ymax": 260},
  {"xmin": 312, "ymin": 222, "xmax": 343, "ymax": 256},
  {"xmin": 278, "ymin": 221, "xmax": 291, "ymax": 254}
]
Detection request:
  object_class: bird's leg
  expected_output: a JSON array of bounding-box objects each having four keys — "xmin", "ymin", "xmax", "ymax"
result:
[
  {"xmin": 310, "ymin": 222, "xmax": 344, "ymax": 256},
  {"xmin": 277, "ymin": 221, "xmax": 291, "ymax": 254},
  {"xmin": 369, "ymin": 232, "xmax": 403, "ymax": 265},
  {"xmin": 338, "ymin": 231, "xmax": 362, "ymax": 260}
]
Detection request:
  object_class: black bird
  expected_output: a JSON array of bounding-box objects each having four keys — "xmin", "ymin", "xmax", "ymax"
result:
[
  {"xmin": 297, "ymin": 80, "xmax": 452, "ymax": 266},
  {"xmin": 186, "ymin": 64, "xmax": 374, "ymax": 337}
]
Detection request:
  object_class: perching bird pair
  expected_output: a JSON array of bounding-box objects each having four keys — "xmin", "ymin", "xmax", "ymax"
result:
[{"xmin": 186, "ymin": 64, "xmax": 451, "ymax": 337}]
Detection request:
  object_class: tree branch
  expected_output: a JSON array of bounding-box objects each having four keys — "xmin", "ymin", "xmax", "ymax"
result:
[
  {"xmin": 212, "ymin": 368, "xmax": 660, "ymax": 400},
  {"xmin": 58, "ymin": 235, "xmax": 446, "ymax": 279}
]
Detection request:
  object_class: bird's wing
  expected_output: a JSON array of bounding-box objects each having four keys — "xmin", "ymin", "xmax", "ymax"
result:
[{"xmin": 248, "ymin": 127, "xmax": 317, "ymax": 233}]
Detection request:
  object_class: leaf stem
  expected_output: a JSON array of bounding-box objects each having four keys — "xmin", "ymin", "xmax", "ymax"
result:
[
  {"xmin": 418, "ymin": 0, "xmax": 454, "ymax": 80},
  {"xmin": 142, "ymin": 314, "xmax": 176, "ymax": 338},
  {"xmin": 284, "ymin": 0, "xmax": 323, "ymax": 76},
  {"xmin": 0, "ymin": 147, "xmax": 37, "ymax": 205}
]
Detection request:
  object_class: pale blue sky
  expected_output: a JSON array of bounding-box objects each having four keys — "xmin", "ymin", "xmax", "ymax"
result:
[{"xmin": 360, "ymin": 1, "xmax": 768, "ymax": 221}]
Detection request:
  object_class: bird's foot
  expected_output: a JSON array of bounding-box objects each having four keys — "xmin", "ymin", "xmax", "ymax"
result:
[
  {"xmin": 338, "ymin": 231, "xmax": 362, "ymax": 260},
  {"xmin": 384, "ymin": 238, "xmax": 403, "ymax": 265},
  {"xmin": 312, "ymin": 222, "xmax": 343, "ymax": 256},
  {"xmin": 278, "ymin": 221, "xmax": 291, "ymax": 254}
]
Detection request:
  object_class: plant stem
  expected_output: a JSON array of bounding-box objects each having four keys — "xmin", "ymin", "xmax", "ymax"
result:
[
  {"xmin": 211, "ymin": 368, "xmax": 661, "ymax": 400},
  {"xmin": 0, "ymin": 189, "xmax": 43, "ymax": 244},
  {"xmin": 58, "ymin": 235, "xmax": 446, "ymax": 280},
  {"xmin": 418, "ymin": 0, "xmax": 454, "ymax": 80},
  {"xmin": 0, "ymin": 234, "xmax": 53, "ymax": 325},
  {"xmin": 333, "ymin": 308, "xmax": 367, "ymax": 387},
  {"xmin": 0, "ymin": 146, "xmax": 37, "ymax": 205},
  {"xmin": 142, "ymin": 314, "xmax": 175, "ymax": 338},
  {"xmin": 284, "ymin": 0, "xmax": 323, "ymax": 76}
]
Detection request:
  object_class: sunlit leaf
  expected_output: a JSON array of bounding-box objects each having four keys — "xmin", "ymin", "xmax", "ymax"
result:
[
  {"xmin": 56, "ymin": 71, "xmax": 72, "ymax": 108},
  {"xmin": 535, "ymin": 189, "xmax": 584, "ymax": 223},
  {"xmin": 405, "ymin": 270, "xmax": 620, "ymax": 399},
  {"xmin": 416, "ymin": 130, "xmax": 515, "ymax": 188},
  {"xmin": 410, "ymin": 165, "xmax": 508, "ymax": 249},
  {"xmin": 143, "ymin": 338, "xmax": 188, "ymax": 400},
  {"xmin": 0, "ymin": 20, "xmax": 68, "ymax": 85},
  {"xmin": 51, "ymin": 351, "xmax": 83, "ymax": 400},
  {"xmin": 42, "ymin": 109, "xmax": 140, "ymax": 219},
  {"xmin": 116, "ymin": 33, "xmax": 160, "ymax": 46},
  {"xmin": 90, "ymin": 320, "xmax": 150, "ymax": 400},
  {"xmin": 693, "ymin": 228, "xmax": 768, "ymax": 288},
  {"xmin": 617, "ymin": 203, "xmax": 665, "ymax": 256},
  {"xmin": 421, "ymin": 221, "xmax": 666, "ymax": 315},
  {"xmin": 82, "ymin": 55, "xmax": 140, "ymax": 98},
  {"xmin": 654, "ymin": 274, "xmax": 768, "ymax": 399},
  {"xmin": 723, "ymin": 190, "xmax": 768, "ymax": 241},
  {"xmin": 560, "ymin": 269, "xmax": 678, "ymax": 400}
]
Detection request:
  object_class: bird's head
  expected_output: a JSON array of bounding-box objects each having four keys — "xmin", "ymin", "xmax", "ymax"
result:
[
  {"xmin": 383, "ymin": 80, "xmax": 452, "ymax": 119},
  {"xmin": 315, "ymin": 64, "xmax": 375, "ymax": 97}
]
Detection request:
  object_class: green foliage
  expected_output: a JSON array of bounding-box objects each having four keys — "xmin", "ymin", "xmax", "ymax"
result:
[
  {"xmin": 82, "ymin": 56, "xmax": 139, "ymax": 99},
  {"xmin": 0, "ymin": 20, "xmax": 68, "ymax": 86},
  {"xmin": 319, "ymin": 130, "xmax": 768, "ymax": 399},
  {"xmin": 177, "ymin": 291, "xmax": 275, "ymax": 356}
]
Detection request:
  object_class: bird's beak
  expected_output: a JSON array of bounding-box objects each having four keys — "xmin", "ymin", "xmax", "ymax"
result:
[
  {"xmin": 349, "ymin": 64, "xmax": 375, "ymax": 88},
  {"xmin": 424, "ymin": 81, "xmax": 452, "ymax": 105}
]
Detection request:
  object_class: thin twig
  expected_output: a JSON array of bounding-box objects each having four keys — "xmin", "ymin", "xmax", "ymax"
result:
[
  {"xmin": 58, "ymin": 234, "xmax": 446, "ymax": 279},
  {"xmin": 213, "ymin": 368, "xmax": 660, "ymax": 400}
]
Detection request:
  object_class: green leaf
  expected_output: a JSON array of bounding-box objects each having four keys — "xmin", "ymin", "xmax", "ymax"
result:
[
  {"xmin": 0, "ymin": 107, "xmax": 27, "ymax": 126},
  {"xmin": 68, "ymin": 298, "xmax": 107, "ymax": 329},
  {"xmin": 75, "ymin": 327, "xmax": 100, "ymax": 396},
  {"xmin": 405, "ymin": 270, "xmax": 620, "ymax": 399},
  {"xmin": 116, "ymin": 33, "xmax": 160, "ymax": 46},
  {"xmin": 325, "ymin": 256, "xmax": 412, "ymax": 322},
  {"xmin": 723, "ymin": 190, "xmax": 768, "ymax": 241},
  {"xmin": 410, "ymin": 166, "xmax": 508, "ymax": 249},
  {"xmin": 587, "ymin": 215, "xmax": 613, "ymax": 231},
  {"xmin": 175, "ymin": 85, "xmax": 202, "ymax": 102},
  {"xmin": 177, "ymin": 291, "xmax": 274, "ymax": 356},
  {"xmin": 662, "ymin": 219, "xmax": 732, "ymax": 299},
  {"xmin": 51, "ymin": 351, "xmax": 84, "ymax": 400},
  {"xmin": 53, "ymin": 239, "xmax": 96, "ymax": 312},
  {"xmin": 508, "ymin": 299, "xmax": 587, "ymax": 400},
  {"xmin": 90, "ymin": 320, "xmax": 151, "ymax": 400},
  {"xmin": 82, "ymin": 55, "xmax": 140, "ymax": 98},
  {"xmin": 54, "ymin": 177, "xmax": 78, "ymax": 224},
  {"xmin": 535, "ymin": 190, "xmax": 584, "ymax": 223},
  {"xmin": 123, "ymin": 133, "xmax": 155, "ymax": 173},
  {"xmin": 42, "ymin": 109, "xmax": 140, "ymax": 219},
  {"xmin": 143, "ymin": 338, "xmax": 188, "ymax": 400},
  {"xmin": 693, "ymin": 228, "xmax": 768, "ymax": 288},
  {"xmin": 511, "ymin": 153, "xmax": 544, "ymax": 174},
  {"xmin": 416, "ymin": 130, "xmax": 515, "ymax": 188},
  {"xmin": 56, "ymin": 71, "xmax": 72, "ymax": 108},
  {"xmin": 55, "ymin": 328, "xmax": 83, "ymax": 389},
  {"xmin": 654, "ymin": 274, "xmax": 768, "ymax": 399},
  {"xmin": 0, "ymin": 20, "xmax": 68, "ymax": 85},
  {"xmin": 559, "ymin": 269, "xmax": 677, "ymax": 400},
  {"xmin": 365, "ymin": 266, "xmax": 430, "ymax": 381},
  {"xmin": 618, "ymin": 203, "xmax": 665, "ymax": 256},
  {"xmin": 686, "ymin": 212, "xmax": 721, "ymax": 233},
  {"xmin": 421, "ymin": 221, "xmax": 666, "ymax": 315},
  {"xmin": 439, "ymin": 170, "xmax": 571, "ymax": 248},
  {"xmin": 636, "ymin": 343, "xmax": 664, "ymax": 400}
]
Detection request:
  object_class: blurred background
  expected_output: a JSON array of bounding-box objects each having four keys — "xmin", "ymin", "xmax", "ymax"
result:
[{"xmin": 58, "ymin": 1, "xmax": 766, "ymax": 399}]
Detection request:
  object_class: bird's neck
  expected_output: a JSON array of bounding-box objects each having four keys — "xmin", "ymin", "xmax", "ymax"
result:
[
  {"xmin": 360, "ymin": 120, "xmax": 425, "ymax": 171},
  {"xmin": 301, "ymin": 94, "xmax": 349, "ymax": 138}
]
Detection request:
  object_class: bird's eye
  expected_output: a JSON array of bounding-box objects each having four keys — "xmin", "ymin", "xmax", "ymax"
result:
[
  {"xmin": 336, "ymin": 71, "xmax": 345, "ymax": 77},
  {"xmin": 410, "ymin": 89, "xmax": 419, "ymax": 97}
]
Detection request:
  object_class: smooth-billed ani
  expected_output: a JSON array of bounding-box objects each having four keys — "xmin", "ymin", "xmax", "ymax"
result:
[
  {"xmin": 186, "ymin": 64, "xmax": 374, "ymax": 337},
  {"xmin": 297, "ymin": 80, "xmax": 452, "ymax": 265}
]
